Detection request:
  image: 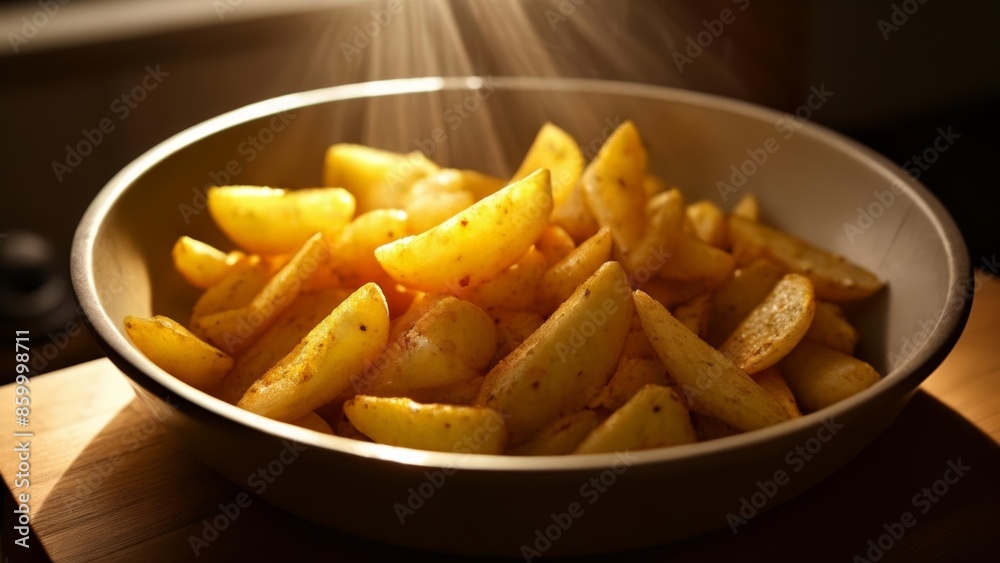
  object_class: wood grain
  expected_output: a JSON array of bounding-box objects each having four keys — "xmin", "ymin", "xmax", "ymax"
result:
[{"xmin": 2, "ymin": 276, "xmax": 999, "ymax": 562}]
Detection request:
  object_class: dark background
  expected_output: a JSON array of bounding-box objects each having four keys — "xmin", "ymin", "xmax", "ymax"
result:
[{"xmin": 1, "ymin": 0, "xmax": 998, "ymax": 375}]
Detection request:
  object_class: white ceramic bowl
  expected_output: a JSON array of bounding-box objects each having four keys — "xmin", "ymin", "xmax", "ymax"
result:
[{"xmin": 72, "ymin": 77, "xmax": 970, "ymax": 556}]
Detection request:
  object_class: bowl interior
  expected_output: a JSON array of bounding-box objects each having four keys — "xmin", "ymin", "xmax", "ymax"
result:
[{"xmin": 78, "ymin": 77, "xmax": 967, "ymax": 461}]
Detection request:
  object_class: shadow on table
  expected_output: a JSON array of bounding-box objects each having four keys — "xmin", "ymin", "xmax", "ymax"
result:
[{"xmin": 40, "ymin": 390, "xmax": 999, "ymax": 562}]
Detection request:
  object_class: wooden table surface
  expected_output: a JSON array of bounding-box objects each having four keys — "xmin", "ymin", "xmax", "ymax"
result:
[{"xmin": 2, "ymin": 276, "xmax": 999, "ymax": 562}]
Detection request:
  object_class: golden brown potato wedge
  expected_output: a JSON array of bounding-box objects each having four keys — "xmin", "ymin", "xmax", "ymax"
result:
[
  {"xmin": 323, "ymin": 144, "xmax": 438, "ymax": 212},
  {"xmin": 375, "ymin": 169, "xmax": 553, "ymax": 292},
  {"xmin": 804, "ymin": 302, "xmax": 859, "ymax": 355},
  {"xmin": 692, "ymin": 413, "xmax": 738, "ymax": 441},
  {"xmin": 659, "ymin": 234, "xmax": 735, "ymax": 287},
  {"xmin": 575, "ymin": 385, "xmax": 696, "ymax": 454},
  {"xmin": 476, "ymin": 262, "xmax": 634, "ymax": 444},
  {"xmin": 634, "ymin": 290, "xmax": 790, "ymax": 432},
  {"xmin": 638, "ymin": 278, "xmax": 708, "ymax": 309},
  {"xmin": 457, "ymin": 248, "xmax": 547, "ymax": 312},
  {"xmin": 685, "ymin": 200, "xmax": 728, "ymax": 249},
  {"xmin": 290, "ymin": 412, "xmax": 334, "ymax": 434},
  {"xmin": 344, "ymin": 396, "xmax": 508, "ymax": 454},
  {"xmin": 508, "ymin": 410, "xmax": 601, "ymax": 456},
  {"xmin": 406, "ymin": 188, "xmax": 475, "ymax": 234},
  {"xmin": 620, "ymin": 310, "xmax": 658, "ymax": 361},
  {"xmin": 535, "ymin": 224, "xmax": 577, "ymax": 267},
  {"xmin": 208, "ymin": 186, "xmax": 355, "ymax": 255},
  {"xmin": 171, "ymin": 236, "xmax": 245, "ymax": 289},
  {"xmin": 306, "ymin": 209, "xmax": 408, "ymax": 290},
  {"xmin": 537, "ymin": 227, "xmax": 613, "ymax": 315},
  {"xmin": 198, "ymin": 233, "xmax": 330, "ymax": 354},
  {"xmin": 190, "ymin": 256, "xmax": 273, "ymax": 328},
  {"xmin": 706, "ymin": 259, "xmax": 785, "ymax": 347},
  {"xmin": 643, "ymin": 174, "xmax": 669, "ymax": 198},
  {"xmin": 752, "ymin": 367, "xmax": 802, "ymax": 419},
  {"xmin": 218, "ymin": 288, "xmax": 350, "ymax": 403},
  {"xmin": 551, "ymin": 179, "xmax": 600, "ymax": 244},
  {"xmin": 624, "ymin": 189, "xmax": 685, "ymax": 276},
  {"xmin": 124, "ymin": 315, "xmax": 232, "ymax": 391},
  {"xmin": 408, "ymin": 376, "xmax": 485, "ymax": 406},
  {"xmin": 582, "ymin": 120, "xmax": 648, "ymax": 259},
  {"xmin": 673, "ymin": 292, "xmax": 713, "ymax": 340},
  {"xmin": 781, "ymin": 341, "xmax": 880, "ymax": 412},
  {"xmin": 731, "ymin": 193, "xmax": 759, "ymax": 221},
  {"xmin": 729, "ymin": 216, "xmax": 883, "ymax": 302},
  {"xmin": 719, "ymin": 274, "xmax": 816, "ymax": 374},
  {"xmin": 236, "ymin": 283, "xmax": 389, "ymax": 421},
  {"xmin": 491, "ymin": 310, "xmax": 546, "ymax": 363},
  {"xmin": 459, "ymin": 169, "xmax": 507, "ymax": 201},
  {"xmin": 588, "ymin": 358, "xmax": 671, "ymax": 411},
  {"xmin": 356, "ymin": 297, "xmax": 496, "ymax": 395},
  {"xmin": 512, "ymin": 122, "xmax": 584, "ymax": 207}
]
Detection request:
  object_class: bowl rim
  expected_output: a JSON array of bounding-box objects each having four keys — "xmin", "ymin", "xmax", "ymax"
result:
[{"xmin": 71, "ymin": 75, "xmax": 972, "ymax": 472}]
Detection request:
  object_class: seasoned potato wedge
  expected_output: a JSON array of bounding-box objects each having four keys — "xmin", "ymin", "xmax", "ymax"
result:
[
  {"xmin": 237, "ymin": 283, "xmax": 389, "ymax": 421},
  {"xmin": 344, "ymin": 396, "xmax": 508, "ymax": 454},
  {"xmin": 634, "ymin": 290, "xmax": 790, "ymax": 432},
  {"xmin": 459, "ymin": 169, "xmax": 507, "ymax": 201},
  {"xmin": 307, "ymin": 209, "xmax": 408, "ymax": 290},
  {"xmin": 576, "ymin": 385, "xmax": 696, "ymax": 454},
  {"xmin": 805, "ymin": 302, "xmax": 859, "ymax": 355},
  {"xmin": 208, "ymin": 186, "xmax": 355, "ymax": 255},
  {"xmin": 512, "ymin": 122, "xmax": 584, "ymax": 207},
  {"xmin": 537, "ymin": 227, "xmax": 613, "ymax": 315},
  {"xmin": 638, "ymin": 278, "xmax": 708, "ymax": 309},
  {"xmin": 752, "ymin": 367, "xmax": 802, "ymax": 419},
  {"xmin": 406, "ymin": 189, "xmax": 475, "ymax": 234},
  {"xmin": 582, "ymin": 120, "xmax": 648, "ymax": 259},
  {"xmin": 323, "ymin": 144, "xmax": 438, "ymax": 212},
  {"xmin": 171, "ymin": 236, "xmax": 244, "ymax": 289},
  {"xmin": 719, "ymin": 274, "xmax": 816, "ymax": 374},
  {"xmin": 673, "ymin": 292, "xmax": 712, "ymax": 340},
  {"xmin": 491, "ymin": 310, "xmax": 546, "ymax": 362},
  {"xmin": 535, "ymin": 224, "xmax": 577, "ymax": 267},
  {"xmin": 659, "ymin": 234, "xmax": 735, "ymax": 287},
  {"xmin": 643, "ymin": 174, "xmax": 669, "ymax": 198},
  {"xmin": 457, "ymin": 248, "xmax": 547, "ymax": 312},
  {"xmin": 685, "ymin": 200, "xmax": 728, "ymax": 249},
  {"xmin": 476, "ymin": 262, "xmax": 633, "ymax": 444},
  {"xmin": 408, "ymin": 376, "xmax": 485, "ymax": 406},
  {"xmin": 625, "ymin": 189, "xmax": 685, "ymax": 276},
  {"xmin": 731, "ymin": 193, "xmax": 759, "ymax": 221},
  {"xmin": 357, "ymin": 297, "xmax": 496, "ymax": 395},
  {"xmin": 781, "ymin": 341, "xmax": 880, "ymax": 412},
  {"xmin": 375, "ymin": 169, "xmax": 553, "ymax": 292},
  {"xmin": 218, "ymin": 288, "xmax": 350, "ymax": 403},
  {"xmin": 706, "ymin": 259, "xmax": 785, "ymax": 347},
  {"xmin": 190, "ymin": 256, "xmax": 273, "ymax": 328},
  {"xmin": 550, "ymin": 179, "xmax": 600, "ymax": 243},
  {"xmin": 588, "ymin": 358, "xmax": 671, "ymax": 411},
  {"xmin": 124, "ymin": 315, "xmax": 232, "ymax": 391},
  {"xmin": 290, "ymin": 412, "xmax": 334, "ymax": 434},
  {"xmin": 729, "ymin": 216, "xmax": 883, "ymax": 302},
  {"xmin": 198, "ymin": 233, "xmax": 330, "ymax": 354},
  {"xmin": 508, "ymin": 410, "xmax": 601, "ymax": 456}
]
